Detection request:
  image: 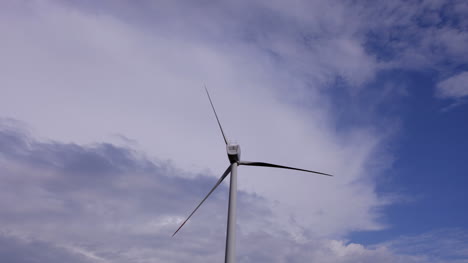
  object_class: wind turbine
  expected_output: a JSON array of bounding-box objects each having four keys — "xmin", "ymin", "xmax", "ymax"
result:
[{"xmin": 172, "ymin": 88, "xmax": 333, "ymax": 263}]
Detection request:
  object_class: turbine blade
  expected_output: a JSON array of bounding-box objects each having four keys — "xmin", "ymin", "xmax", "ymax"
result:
[
  {"xmin": 205, "ymin": 86, "xmax": 228, "ymax": 145},
  {"xmin": 172, "ymin": 165, "xmax": 232, "ymax": 237},
  {"xmin": 238, "ymin": 161, "xmax": 333, "ymax": 177}
]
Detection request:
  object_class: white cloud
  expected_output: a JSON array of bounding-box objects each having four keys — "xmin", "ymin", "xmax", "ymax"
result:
[
  {"xmin": 0, "ymin": 0, "xmax": 391, "ymax": 240},
  {"xmin": 436, "ymin": 72, "xmax": 468, "ymax": 99}
]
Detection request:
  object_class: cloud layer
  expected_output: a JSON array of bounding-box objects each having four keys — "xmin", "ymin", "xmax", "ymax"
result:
[
  {"xmin": 1, "ymin": 120, "xmax": 467, "ymax": 262},
  {"xmin": 1, "ymin": 0, "xmax": 468, "ymax": 261},
  {"xmin": 0, "ymin": 0, "xmax": 393, "ymax": 239}
]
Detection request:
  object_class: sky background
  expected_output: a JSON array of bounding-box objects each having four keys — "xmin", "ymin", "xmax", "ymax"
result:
[{"xmin": 0, "ymin": 0, "xmax": 467, "ymax": 262}]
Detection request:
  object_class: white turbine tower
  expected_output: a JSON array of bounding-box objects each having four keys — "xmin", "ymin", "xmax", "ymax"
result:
[{"xmin": 172, "ymin": 88, "xmax": 333, "ymax": 263}]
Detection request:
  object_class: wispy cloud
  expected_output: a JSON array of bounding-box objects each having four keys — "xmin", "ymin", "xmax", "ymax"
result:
[
  {"xmin": 436, "ymin": 72, "xmax": 468, "ymax": 99},
  {"xmin": 381, "ymin": 228, "xmax": 468, "ymax": 263}
]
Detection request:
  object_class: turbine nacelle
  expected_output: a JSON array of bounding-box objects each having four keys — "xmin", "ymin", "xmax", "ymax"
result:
[{"xmin": 226, "ymin": 143, "xmax": 241, "ymax": 163}]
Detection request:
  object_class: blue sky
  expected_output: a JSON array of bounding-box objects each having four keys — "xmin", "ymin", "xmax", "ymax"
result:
[
  {"xmin": 1, "ymin": 0, "xmax": 468, "ymax": 262},
  {"xmin": 351, "ymin": 70, "xmax": 468, "ymax": 244}
]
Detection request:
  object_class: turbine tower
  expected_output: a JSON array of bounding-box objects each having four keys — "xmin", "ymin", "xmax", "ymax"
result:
[{"xmin": 172, "ymin": 88, "xmax": 333, "ymax": 263}]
